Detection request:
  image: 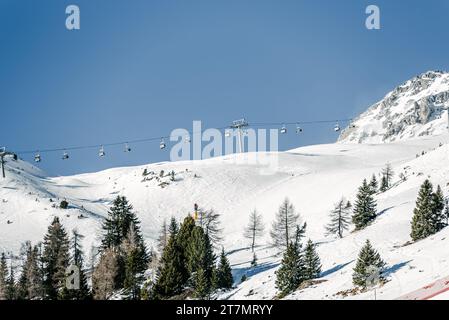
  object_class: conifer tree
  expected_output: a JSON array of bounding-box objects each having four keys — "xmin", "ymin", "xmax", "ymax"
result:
[
  {"xmin": 186, "ymin": 226, "xmax": 215, "ymax": 294},
  {"xmin": 444, "ymin": 200, "xmax": 449, "ymax": 226},
  {"xmin": 214, "ymin": 248, "xmax": 233, "ymax": 290},
  {"xmin": 326, "ymin": 198, "xmax": 351, "ymax": 238},
  {"xmin": 5, "ymin": 265, "xmax": 16, "ymax": 300},
  {"xmin": 42, "ymin": 217, "xmax": 70, "ymax": 299},
  {"xmin": 271, "ymin": 198, "xmax": 300, "ymax": 250},
  {"xmin": 168, "ymin": 217, "xmax": 179, "ymax": 237},
  {"xmin": 411, "ymin": 180, "xmax": 446, "ymax": 241},
  {"xmin": 432, "ymin": 185, "xmax": 446, "ymax": 231},
  {"xmin": 193, "ymin": 268, "xmax": 209, "ymax": 299},
  {"xmin": 152, "ymin": 234, "xmax": 186, "ymax": 299},
  {"xmin": 352, "ymin": 179, "xmax": 377, "ymax": 230},
  {"xmin": 157, "ymin": 219, "xmax": 168, "ymax": 254},
  {"xmin": 275, "ymin": 241, "xmax": 304, "ymax": 297},
  {"xmin": 122, "ymin": 224, "xmax": 145, "ymax": 300},
  {"xmin": 60, "ymin": 230, "xmax": 90, "ymax": 300},
  {"xmin": 380, "ymin": 163, "xmax": 394, "ymax": 192},
  {"xmin": 0, "ymin": 253, "xmax": 7, "ymax": 300},
  {"xmin": 303, "ymin": 240, "xmax": 321, "ymax": 280},
  {"xmin": 92, "ymin": 247, "xmax": 121, "ymax": 300},
  {"xmin": 18, "ymin": 242, "xmax": 42, "ymax": 300},
  {"xmin": 352, "ymin": 240, "xmax": 386, "ymax": 287},
  {"xmin": 243, "ymin": 209, "xmax": 264, "ymax": 252},
  {"xmin": 175, "ymin": 215, "xmax": 196, "ymax": 284},
  {"xmin": 369, "ymin": 175, "xmax": 378, "ymax": 194}
]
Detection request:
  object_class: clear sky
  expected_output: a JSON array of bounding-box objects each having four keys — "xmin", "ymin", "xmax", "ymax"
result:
[{"xmin": 1, "ymin": 0, "xmax": 449, "ymax": 175}]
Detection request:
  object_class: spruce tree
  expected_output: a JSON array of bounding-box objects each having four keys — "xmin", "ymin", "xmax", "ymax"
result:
[
  {"xmin": 0, "ymin": 253, "xmax": 7, "ymax": 300},
  {"xmin": 243, "ymin": 209, "xmax": 264, "ymax": 252},
  {"xmin": 42, "ymin": 217, "xmax": 70, "ymax": 299},
  {"xmin": 215, "ymin": 248, "xmax": 233, "ymax": 290},
  {"xmin": 303, "ymin": 240, "xmax": 321, "ymax": 280},
  {"xmin": 326, "ymin": 198, "xmax": 351, "ymax": 238},
  {"xmin": 152, "ymin": 234, "xmax": 186, "ymax": 299},
  {"xmin": 411, "ymin": 180, "xmax": 446, "ymax": 241},
  {"xmin": 352, "ymin": 179, "xmax": 377, "ymax": 230},
  {"xmin": 60, "ymin": 230, "xmax": 90, "ymax": 300},
  {"xmin": 193, "ymin": 268, "xmax": 210, "ymax": 299},
  {"xmin": 352, "ymin": 240, "xmax": 386, "ymax": 287},
  {"xmin": 168, "ymin": 217, "xmax": 179, "ymax": 237},
  {"xmin": 18, "ymin": 242, "xmax": 42, "ymax": 300},
  {"xmin": 380, "ymin": 163, "xmax": 394, "ymax": 192},
  {"xmin": 176, "ymin": 215, "xmax": 196, "ymax": 284},
  {"xmin": 275, "ymin": 242, "xmax": 304, "ymax": 297},
  {"xmin": 5, "ymin": 265, "xmax": 16, "ymax": 300},
  {"xmin": 271, "ymin": 198, "xmax": 300, "ymax": 250},
  {"xmin": 186, "ymin": 226, "xmax": 215, "ymax": 294},
  {"xmin": 369, "ymin": 175, "xmax": 378, "ymax": 194},
  {"xmin": 122, "ymin": 224, "xmax": 145, "ymax": 300}
]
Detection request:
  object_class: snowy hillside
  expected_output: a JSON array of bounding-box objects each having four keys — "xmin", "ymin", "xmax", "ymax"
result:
[
  {"xmin": 2, "ymin": 131, "xmax": 449, "ymax": 299},
  {"xmin": 338, "ymin": 71, "xmax": 449, "ymax": 144}
]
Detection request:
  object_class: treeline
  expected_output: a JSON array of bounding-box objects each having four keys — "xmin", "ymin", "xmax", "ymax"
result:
[{"xmin": 0, "ymin": 196, "xmax": 233, "ymax": 300}]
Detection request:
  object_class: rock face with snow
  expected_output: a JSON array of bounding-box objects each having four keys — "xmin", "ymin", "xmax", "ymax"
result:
[{"xmin": 338, "ymin": 71, "xmax": 449, "ymax": 144}]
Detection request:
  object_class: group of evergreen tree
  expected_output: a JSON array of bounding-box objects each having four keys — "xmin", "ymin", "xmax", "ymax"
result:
[
  {"xmin": 0, "ymin": 217, "xmax": 91, "ymax": 300},
  {"xmin": 410, "ymin": 180, "xmax": 448, "ymax": 241},
  {"xmin": 152, "ymin": 213, "xmax": 233, "ymax": 300},
  {"xmin": 275, "ymin": 224, "xmax": 321, "ymax": 297},
  {"xmin": 93, "ymin": 196, "xmax": 149, "ymax": 299}
]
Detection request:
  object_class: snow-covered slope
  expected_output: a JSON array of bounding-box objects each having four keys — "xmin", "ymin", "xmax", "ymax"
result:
[
  {"xmin": 338, "ymin": 71, "xmax": 449, "ymax": 144},
  {"xmin": 2, "ymin": 132, "xmax": 449, "ymax": 299}
]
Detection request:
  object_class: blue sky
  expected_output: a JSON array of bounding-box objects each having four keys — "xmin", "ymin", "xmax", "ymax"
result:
[{"xmin": 1, "ymin": 0, "xmax": 449, "ymax": 175}]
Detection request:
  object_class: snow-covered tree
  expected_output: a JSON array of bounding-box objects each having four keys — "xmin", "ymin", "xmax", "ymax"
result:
[
  {"xmin": 243, "ymin": 209, "xmax": 264, "ymax": 252},
  {"xmin": 352, "ymin": 240, "xmax": 386, "ymax": 288},
  {"xmin": 271, "ymin": 198, "xmax": 300, "ymax": 250},
  {"xmin": 352, "ymin": 179, "xmax": 377, "ymax": 230},
  {"xmin": 326, "ymin": 198, "xmax": 352, "ymax": 238}
]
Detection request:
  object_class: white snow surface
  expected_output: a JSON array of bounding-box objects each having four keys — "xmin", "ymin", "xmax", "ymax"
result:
[{"xmin": 2, "ymin": 132, "xmax": 449, "ymax": 299}]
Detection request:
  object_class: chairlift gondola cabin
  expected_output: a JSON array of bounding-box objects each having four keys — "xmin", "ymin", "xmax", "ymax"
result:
[
  {"xmin": 334, "ymin": 123, "xmax": 340, "ymax": 132},
  {"xmin": 99, "ymin": 146, "xmax": 105, "ymax": 157},
  {"xmin": 296, "ymin": 124, "xmax": 303, "ymax": 134},
  {"xmin": 124, "ymin": 143, "xmax": 131, "ymax": 152},
  {"xmin": 62, "ymin": 151, "xmax": 69, "ymax": 160},
  {"xmin": 280, "ymin": 125, "xmax": 287, "ymax": 134},
  {"xmin": 160, "ymin": 138, "xmax": 166, "ymax": 150},
  {"xmin": 34, "ymin": 153, "xmax": 41, "ymax": 163}
]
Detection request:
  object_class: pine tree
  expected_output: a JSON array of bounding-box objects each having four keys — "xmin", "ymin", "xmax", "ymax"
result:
[
  {"xmin": 271, "ymin": 198, "xmax": 300, "ymax": 250},
  {"xmin": 193, "ymin": 268, "xmax": 209, "ymax": 299},
  {"xmin": 352, "ymin": 240, "xmax": 386, "ymax": 287},
  {"xmin": 42, "ymin": 217, "xmax": 70, "ymax": 299},
  {"xmin": 380, "ymin": 163, "xmax": 394, "ymax": 192},
  {"xmin": 369, "ymin": 175, "xmax": 378, "ymax": 194},
  {"xmin": 5, "ymin": 265, "xmax": 16, "ymax": 300},
  {"xmin": 122, "ymin": 224, "xmax": 145, "ymax": 300},
  {"xmin": 152, "ymin": 234, "xmax": 186, "ymax": 299},
  {"xmin": 326, "ymin": 197, "xmax": 351, "ymax": 238},
  {"xmin": 411, "ymin": 180, "xmax": 446, "ymax": 241},
  {"xmin": 444, "ymin": 200, "xmax": 449, "ymax": 226},
  {"xmin": 175, "ymin": 215, "xmax": 196, "ymax": 285},
  {"xmin": 157, "ymin": 219, "xmax": 168, "ymax": 254},
  {"xmin": 352, "ymin": 179, "xmax": 377, "ymax": 230},
  {"xmin": 101, "ymin": 196, "xmax": 148, "ymax": 289},
  {"xmin": 0, "ymin": 253, "xmax": 7, "ymax": 300},
  {"xmin": 186, "ymin": 226, "xmax": 215, "ymax": 294},
  {"xmin": 214, "ymin": 248, "xmax": 233, "ymax": 290},
  {"xmin": 60, "ymin": 230, "xmax": 90, "ymax": 300},
  {"xmin": 303, "ymin": 240, "xmax": 321, "ymax": 280},
  {"xmin": 243, "ymin": 209, "xmax": 264, "ymax": 252},
  {"xmin": 275, "ymin": 242, "xmax": 304, "ymax": 297},
  {"xmin": 168, "ymin": 217, "xmax": 179, "ymax": 237},
  {"xmin": 432, "ymin": 185, "xmax": 446, "ymax": 231},
  {"xmin": 17, "ymin": 242, "xmax": 42, "ymax": 300}
]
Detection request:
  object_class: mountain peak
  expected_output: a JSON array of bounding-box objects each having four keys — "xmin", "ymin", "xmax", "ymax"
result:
[{"xmin": 338, "ymin": 70, "xmax": 449, "ymax": 144}]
